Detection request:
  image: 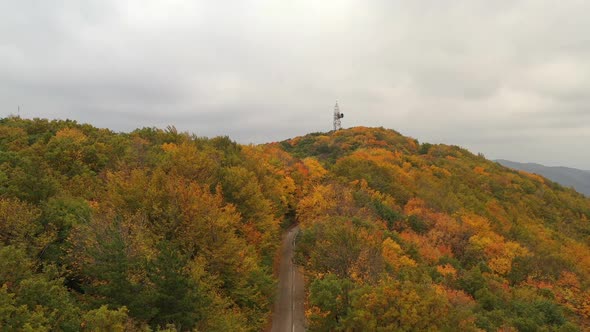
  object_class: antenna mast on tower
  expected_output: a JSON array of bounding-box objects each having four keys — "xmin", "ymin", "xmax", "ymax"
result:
[{"xmin": 333, "ymin": 101, "xmax": 344, "ymax": 131}]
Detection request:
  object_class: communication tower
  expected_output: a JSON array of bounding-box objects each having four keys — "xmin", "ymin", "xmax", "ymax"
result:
[{"xmin": 333, "ymin": 102, "xmax": 344, "ymax": 131}]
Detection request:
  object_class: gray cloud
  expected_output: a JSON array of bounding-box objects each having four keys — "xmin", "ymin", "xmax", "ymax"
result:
[{"xmin": 1, "ymin": 0, "xmax": 589, "ymax": 168}]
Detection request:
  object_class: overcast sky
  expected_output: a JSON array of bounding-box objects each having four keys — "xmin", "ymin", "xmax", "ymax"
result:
[{"xmin": 1, "ymin": 1, "xmax": 589, "ymax": 169}]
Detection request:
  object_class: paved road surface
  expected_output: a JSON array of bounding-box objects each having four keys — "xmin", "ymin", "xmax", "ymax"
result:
[{"xmin": 271, "ymin": 226, "xmax": 305, "ymax": 332}]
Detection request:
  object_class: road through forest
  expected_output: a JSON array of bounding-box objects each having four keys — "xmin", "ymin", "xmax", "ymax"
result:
[{"xmin": 270, "ymin": 226, "xmax": 305, "ymax": 332}]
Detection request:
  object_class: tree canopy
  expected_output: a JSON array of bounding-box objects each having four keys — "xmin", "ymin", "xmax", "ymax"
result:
[{"xmin": 1, "ymin": 117, "xmax": 589, "ymax": 331}]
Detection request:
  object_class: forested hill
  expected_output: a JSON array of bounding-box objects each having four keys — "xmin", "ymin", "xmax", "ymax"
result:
[
  {"xmin": 279, "ymin": 127, "xmax": 590, "ymax": 331},
  {"xmin": 1, "ymin": 118, "xmax": 589, "ymax": 331}
]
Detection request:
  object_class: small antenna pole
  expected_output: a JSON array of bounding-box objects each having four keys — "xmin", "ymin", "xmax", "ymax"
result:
[{"xmin": 333, "ymin": 101, "xmax": 344, "ymax": 131}]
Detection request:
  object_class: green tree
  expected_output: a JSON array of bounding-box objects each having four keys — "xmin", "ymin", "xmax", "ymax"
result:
[
  {"xmin": 82, "ymin": 305, "xmax": 129, "ymax": 332},
  {"xmin": 0, "ymin": 246, "xmax": 81, "ymax": 331},
  {"xmin": 147, "ymin": 241, "xmax": 208, "ymax": 330},
  {"xmin": 75, "ymin": 218, "xmax": 153, "ymax": 321},
  {"xmin": 308, "ymin": 274, "xmax": 354, "ymax": 331}
]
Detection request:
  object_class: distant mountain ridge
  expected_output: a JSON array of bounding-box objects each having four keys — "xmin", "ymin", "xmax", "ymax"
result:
[{"xmin": 496, "ymin": 159, "xmax": 590, "ymax": 196}]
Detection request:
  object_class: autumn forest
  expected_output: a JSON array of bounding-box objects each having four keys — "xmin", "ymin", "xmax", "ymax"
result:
[{"xmin": 1, "ymin": 116, "xmax": 589, "ymax": 331}]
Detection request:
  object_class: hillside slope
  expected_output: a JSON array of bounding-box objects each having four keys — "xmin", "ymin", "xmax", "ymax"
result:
[
  {"xmin": 1, "ymin": 118, "xmax": 589, "ymax": 331},
  {"xmin": 0, "ymin": 117, "xmax": 293, "ymax": 331},
  {"xmin": 278, "ymin": 127, "xmax": 590, "ymax": 331},
  {"xmin": 496, "ymin": 159, "xmax": 590, "ymax": 196}
]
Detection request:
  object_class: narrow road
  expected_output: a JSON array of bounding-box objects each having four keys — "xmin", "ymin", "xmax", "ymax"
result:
[{"xmin": 271, "ymin": 226, "xmax": 305, "ymax": 332}]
